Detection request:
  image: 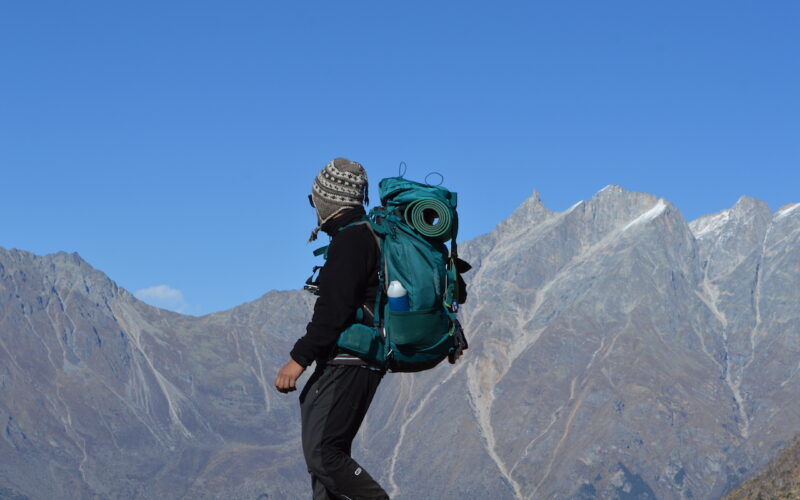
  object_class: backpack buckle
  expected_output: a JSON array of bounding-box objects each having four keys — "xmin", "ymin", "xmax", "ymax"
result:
[{"xmin": 304, "ymin": 265, "xmax": 322, "ymax": 295}]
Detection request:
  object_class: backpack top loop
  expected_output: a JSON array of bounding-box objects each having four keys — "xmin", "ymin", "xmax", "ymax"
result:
[{"xmin": 424, "ymin": 172, "xmax": 444, "ymax": 187}]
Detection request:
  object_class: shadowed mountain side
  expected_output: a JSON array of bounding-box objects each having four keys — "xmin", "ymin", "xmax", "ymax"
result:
[{"xmin": 2, "ymin": 186, "xmax": 799, "ymax": 499}]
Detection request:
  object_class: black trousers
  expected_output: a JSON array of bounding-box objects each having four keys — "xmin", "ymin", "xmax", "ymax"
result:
[{"xmin": 300, "ymin": 363, "xmax": 389, "ymax": 500}]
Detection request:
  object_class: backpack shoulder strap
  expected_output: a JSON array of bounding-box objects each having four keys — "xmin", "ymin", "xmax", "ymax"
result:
[{"xmin": 340, "ymin": 219, "xmax": 382, "ymax": 253}]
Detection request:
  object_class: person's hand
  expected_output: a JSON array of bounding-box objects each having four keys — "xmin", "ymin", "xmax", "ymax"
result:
[{"xmin": 275, "ymin": 359, "xmax": 306, "ymax": 394}]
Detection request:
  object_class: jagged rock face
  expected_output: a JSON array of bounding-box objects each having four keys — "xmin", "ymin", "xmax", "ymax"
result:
[
  {"xmin": 1, "ymin": 188, "xmax": 799, "ymax": 500},
  {"xmin": 357, "ymin": 188, "xmax": 800, "ymax": 500}
]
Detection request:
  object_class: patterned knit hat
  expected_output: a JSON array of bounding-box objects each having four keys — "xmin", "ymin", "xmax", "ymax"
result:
[{"xmin": 308, "ymin": 158, "xmax": 369, "ymax": 241}]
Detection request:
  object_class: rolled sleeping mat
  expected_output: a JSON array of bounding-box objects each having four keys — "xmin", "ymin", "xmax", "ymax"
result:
[{"xmin": 403, "ymin": 198, "xmax": 453, "ymax": 241}]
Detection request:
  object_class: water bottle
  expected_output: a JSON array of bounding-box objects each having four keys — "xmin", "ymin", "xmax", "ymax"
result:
[{"xmin": 387, "ymin": 281, "xmax": 409, "ymax": 312}]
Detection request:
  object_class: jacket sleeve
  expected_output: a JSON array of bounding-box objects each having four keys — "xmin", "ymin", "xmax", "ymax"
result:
[{"xmin": 290, "ymin": 227, "xmax": 375, "ymax": 367}]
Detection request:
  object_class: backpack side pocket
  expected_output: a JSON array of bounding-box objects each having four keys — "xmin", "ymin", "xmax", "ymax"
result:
[{"xmin": 337, "ymin": 324, "xmax": 386, "ymax": 367}]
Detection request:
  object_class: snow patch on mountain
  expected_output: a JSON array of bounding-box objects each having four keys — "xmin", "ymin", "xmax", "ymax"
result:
[
  {"xmin": 690, "ymin": 210, "xmax": 731, "ymax": 238},
  {"xmin": 775, "ymin": 203, "xmax": 800, "ymax": 219},
  {"xmin": 566, "ymin": 200, "xmax": 584, "ymax": 213},
  {"xmin": 622, "ymin": 199, "xmax": 667, "ymax": 231}
]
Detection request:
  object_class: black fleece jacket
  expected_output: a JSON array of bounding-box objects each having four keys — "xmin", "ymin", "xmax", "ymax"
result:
[{"xmin": 290, "ymin": 207, "xmax": 380, "ymax": 367}]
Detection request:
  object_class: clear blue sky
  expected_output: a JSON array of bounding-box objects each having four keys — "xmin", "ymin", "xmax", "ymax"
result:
[{"xmin": 1, "ymin": 1, "xmax": 798, "ymax": 315}]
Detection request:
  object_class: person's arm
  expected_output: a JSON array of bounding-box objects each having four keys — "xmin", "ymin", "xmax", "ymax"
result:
[
  {"xmin": 290, "ymin": 227, "xmax": 373, "ymax": 366},
  {"xmin": 275, "ymin": 226, "xmax": 375, "ymax": 393}
]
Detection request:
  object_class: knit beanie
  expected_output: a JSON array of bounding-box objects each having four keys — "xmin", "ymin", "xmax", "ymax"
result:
[{"xmin": 308, "ymin": 158, "xmax": 369, "ymax": 241}]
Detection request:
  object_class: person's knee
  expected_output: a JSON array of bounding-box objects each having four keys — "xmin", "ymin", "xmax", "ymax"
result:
[
  {"xmin": 320, "ymin": 444, "xmax": 349, "ymax": 473},
  {"xmin": 304, "ymin": 442, "xmax": 345, "ymax": 478}
]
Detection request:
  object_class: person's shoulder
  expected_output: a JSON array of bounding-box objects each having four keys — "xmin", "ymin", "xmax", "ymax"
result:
[
  {"xmin": 329, "ymin": 221, "xmax": 376, "ymax": 254},
  {"xmin": 334, "ymin": 221, "xmax": 373, "ymax": 243}
]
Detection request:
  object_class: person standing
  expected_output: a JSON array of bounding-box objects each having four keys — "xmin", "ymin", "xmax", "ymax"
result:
[{"xmin": 275, "ymin": 158, "xmax": 390, "ymax": 499}]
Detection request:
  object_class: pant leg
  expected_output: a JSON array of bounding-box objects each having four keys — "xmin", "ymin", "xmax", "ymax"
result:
[
  {"xmin": 311, "ymin": 474, "xmax": 335, "ymax": 500},
  {"xmin": 300, "ymin": 364, "xmax": 389, "ymax": 499},
  {"xmin": 301, "ymin": 366, "xmax": 334, "ymax": 500}
]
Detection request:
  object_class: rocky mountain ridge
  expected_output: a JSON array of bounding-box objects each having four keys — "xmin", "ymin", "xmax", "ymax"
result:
[
  {"xmin": 1, "ymin": 185, "xmax": 799, "ymax": 499},
  {"xmin": 722, "ymin": 437, "xmax": 800, "ymax": 499}
]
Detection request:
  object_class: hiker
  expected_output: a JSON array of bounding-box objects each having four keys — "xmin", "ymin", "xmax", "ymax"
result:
[{"xmin": 274, "ymin": 158, "xmax": 390, "ymax": 499}]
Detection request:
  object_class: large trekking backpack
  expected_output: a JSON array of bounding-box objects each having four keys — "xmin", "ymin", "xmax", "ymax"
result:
[{"xmin": 309, "ymin": 172, "xmax": 470, "ymax": 372}]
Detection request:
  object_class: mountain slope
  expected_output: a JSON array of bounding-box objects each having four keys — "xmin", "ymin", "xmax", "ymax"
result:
[{"xmin": 0, "ymin": 250, "xmax": 315, "ymax": 499}]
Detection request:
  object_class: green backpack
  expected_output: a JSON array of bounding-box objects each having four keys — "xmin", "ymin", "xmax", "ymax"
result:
[{"xmin": 311, "ymin": 174, "xmax": 470, "ymax": 372}]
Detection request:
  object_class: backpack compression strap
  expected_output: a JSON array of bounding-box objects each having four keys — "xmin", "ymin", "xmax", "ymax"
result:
[{"xmin": 445, "ymin": 209, "xmax": 461, "ymax": 311}]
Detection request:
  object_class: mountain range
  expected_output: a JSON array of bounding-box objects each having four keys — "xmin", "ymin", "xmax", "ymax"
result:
[{"xmin": 1, "ymin": 185, "xmax": 799, "ymax": 499}]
